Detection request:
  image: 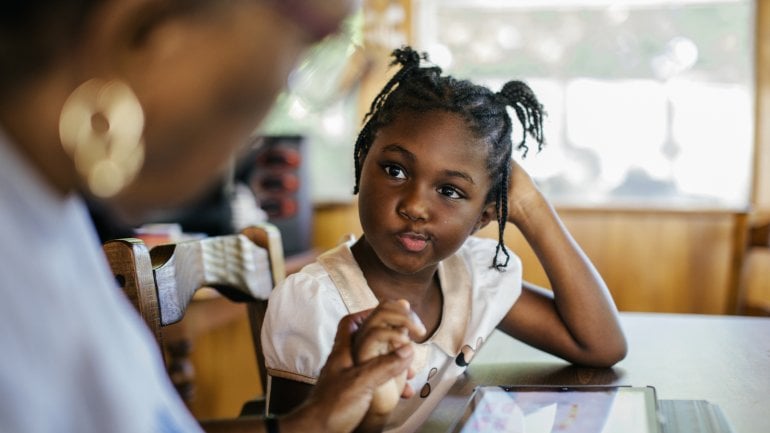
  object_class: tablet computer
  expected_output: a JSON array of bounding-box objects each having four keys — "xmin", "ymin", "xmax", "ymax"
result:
[{"xmin": 447, "ymin": 385, "xmax": 662, "ymax": 433}]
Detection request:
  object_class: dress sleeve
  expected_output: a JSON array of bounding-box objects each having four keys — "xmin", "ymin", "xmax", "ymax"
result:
[
  {"xmin": 260, "ymin": 265, "xmax": 349, "ymax": 384},
  {"xmin": 463, "ymin": 236, "xmax": 523, "ymax": 325}
]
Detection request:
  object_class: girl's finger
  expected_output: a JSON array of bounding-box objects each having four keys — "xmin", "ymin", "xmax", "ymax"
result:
[
  {"xmin": 355, "ymin": 327, "xmax": 412, "ymax": 363},
  {"xmin": 362, "ymin": 300, "xmax": 427, "ymax": 337}
]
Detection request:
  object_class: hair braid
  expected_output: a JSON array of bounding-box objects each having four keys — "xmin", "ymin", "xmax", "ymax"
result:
[
  {"xmin": 497, "ymin": 81, "xmax": 545, "ymax": 157},
  {"xmin": 493, "ymin": 163, "xmax": 512, "ymax": 270}
]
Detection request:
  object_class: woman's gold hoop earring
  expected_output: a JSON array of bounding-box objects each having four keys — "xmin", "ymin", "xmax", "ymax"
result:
[{"xmin": 59, "ymin": 79, "xmax": 145, "ymax": 198}]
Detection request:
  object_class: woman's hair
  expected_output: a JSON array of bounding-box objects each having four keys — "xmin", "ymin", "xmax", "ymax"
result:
[
  {"xmin": 0, "ymin": 0, "xmax": 209, "ymax": 99},
  {"xmin": 353, "ymin": 47, "xmax": 545, "ymax": 270},
  {"xmin": 0, "ymin": 1, "xmax": 97, "ymax": 97}
]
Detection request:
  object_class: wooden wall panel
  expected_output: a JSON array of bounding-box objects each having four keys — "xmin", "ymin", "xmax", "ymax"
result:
[
  {"xmin": 476, "ymin": 210, "xmax": 738, "ymax": 314},
  {"xmin": 745, "ymin": 249, "xmax": 770, "ymax": 311},
  {"xmin": 314, "ymin": 203, "xmax": 741, "ymax": 314},
  {"xmin": 312, "ymin": 202, "xmax": 363, "ymax": 251}
]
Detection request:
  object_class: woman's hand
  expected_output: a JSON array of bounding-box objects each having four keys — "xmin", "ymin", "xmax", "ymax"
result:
[
  {"xmin": 200, "ymin": 306, "xmax": 420, "ymax": 433},
  {"xmin": 281, "ymin": 305, "xmax": 423, "ymax": 433}
]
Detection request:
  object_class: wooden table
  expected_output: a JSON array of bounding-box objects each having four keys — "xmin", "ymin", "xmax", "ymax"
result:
[{"xmin": 419, "ymin": 313, "xmax": 770, "ymax": 433}]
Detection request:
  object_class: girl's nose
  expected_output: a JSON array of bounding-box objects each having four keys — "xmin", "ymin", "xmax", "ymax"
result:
[{"xmin": 398, "ymin": 186, "xmax": 429, "ymax": 222}]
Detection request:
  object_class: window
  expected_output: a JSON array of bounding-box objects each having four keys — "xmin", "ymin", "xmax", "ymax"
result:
[
  {"xmin": 257, "ymin": 13, "xmax": 367, "ymax": 202},
  {"xmin": 415, "ymin": 0, "xmax": 754, "ymax": 209}
]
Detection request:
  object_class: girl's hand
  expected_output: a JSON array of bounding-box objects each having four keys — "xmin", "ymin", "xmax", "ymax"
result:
[
  {"xmin": 352, "ymin": 299, "xmax": 426, "ymax": 366},
  {"xmin": 507, "ymin": 159, "xmax": 547, "ymax": 227},
  {"xmin": 351, "ymin": 300, "xmax": 426, "ymax": 432}
]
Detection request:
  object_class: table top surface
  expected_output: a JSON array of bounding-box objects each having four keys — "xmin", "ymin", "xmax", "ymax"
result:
[{"xmin": 418, "ymin": 312, "xmax": 770, "ymax": 433}]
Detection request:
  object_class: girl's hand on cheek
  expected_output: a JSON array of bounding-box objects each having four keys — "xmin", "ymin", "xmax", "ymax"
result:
[{"xmin": 507, "ymin": 159, "xmax": 548, "ymax": 226}]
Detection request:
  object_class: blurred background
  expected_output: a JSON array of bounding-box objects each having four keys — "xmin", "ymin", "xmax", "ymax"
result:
[
  {"xmin": 248, "ymin": 0, "xmax": 768, "ymax": 316},
  {"xmin": 135, "ymin": 0, "xmax": 770, "ymax": 419}
]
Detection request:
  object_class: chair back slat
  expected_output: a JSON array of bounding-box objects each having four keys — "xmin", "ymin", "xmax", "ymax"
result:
[
  {"xmin": 241, "ymin": 225, "xmax": 285, "ymax": 286},
  {"xmin": 150, "ymin": 234, "xmax": 272, "ymax": 326},
  {"xmin": 103, "ymin": 238, "xmax": 160, "ymax": 343},
  {"xmin": 103, "ymin": 224, "xmax": 284, "ymax": 411}
]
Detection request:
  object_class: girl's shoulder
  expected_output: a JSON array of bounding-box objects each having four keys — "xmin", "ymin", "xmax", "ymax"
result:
[
  {"xmin": 268, "ymin": 242, "xmax": 358, "ymax": 307},
  {"xmin": 270, "ymin": 262, "xmax": 333, "ymax": 302},
  {"xmin": 458, "ymin": 235, "xmax": 520, "ymax": 266},
  {"xmin": 456, "ymin": 235, "xmax": 523, "ymax": 287},
  {"xmin": 460, "ymin": 235, "xmax": 502, "ymax": 251}
]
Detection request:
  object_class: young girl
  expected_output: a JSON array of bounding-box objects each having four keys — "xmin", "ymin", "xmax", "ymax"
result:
[{"xmin": 261, "ymin": 47, "xmax": 627, "ymax": 432}]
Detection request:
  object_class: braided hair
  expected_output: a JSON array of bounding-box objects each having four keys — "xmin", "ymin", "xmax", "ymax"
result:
[{"xmin": 353, "ymin": 46, "xmax": 545, "ymax": 270}]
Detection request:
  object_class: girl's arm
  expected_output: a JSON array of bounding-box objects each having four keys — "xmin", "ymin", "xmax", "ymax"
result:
[{"xmin": 498, "ymin": 160, "xmax": 627, "ymax": 367}]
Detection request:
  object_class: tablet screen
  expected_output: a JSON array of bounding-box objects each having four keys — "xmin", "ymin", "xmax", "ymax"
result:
[{"xmin": 449, "ymin": 386, "xmax": 661, "ymax": 433}]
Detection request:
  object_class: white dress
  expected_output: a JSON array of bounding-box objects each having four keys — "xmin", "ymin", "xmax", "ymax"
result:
[
  {"xmin": 262, "ymin": 236, "xmax": 523, "ymax": 433},
  {"xmin": 0, "ymin": 129, "xmax": 202, "ymax": 433}
]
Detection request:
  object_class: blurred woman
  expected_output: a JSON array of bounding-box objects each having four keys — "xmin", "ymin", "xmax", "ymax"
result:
[{"xmin": 0, "ymin": 1, "xmax": 420, "ymax": 432}]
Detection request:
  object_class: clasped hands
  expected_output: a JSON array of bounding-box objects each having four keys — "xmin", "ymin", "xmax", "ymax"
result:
[{"xmin": 294, "ymin": 299, "xmax": 426, "ymax": 433}]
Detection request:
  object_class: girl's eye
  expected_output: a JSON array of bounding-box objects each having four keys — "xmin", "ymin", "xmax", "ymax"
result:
[
  {"xmin": 384, "ymin": 164, "xmax": 406, "ymax": 179},
  {"xmin": 438, "ymin": 186, "xmax": 463, "ymax": 199}
]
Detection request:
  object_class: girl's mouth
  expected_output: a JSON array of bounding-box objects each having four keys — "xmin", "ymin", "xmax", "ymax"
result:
[{"xmin": 397, "ymin": 233, "xmax": 428, "ymax": 252}]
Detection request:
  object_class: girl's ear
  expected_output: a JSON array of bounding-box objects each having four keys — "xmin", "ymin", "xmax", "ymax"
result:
[{"xmin": 473, "ymin": 202, "xmax": 497, "ymax": 233}]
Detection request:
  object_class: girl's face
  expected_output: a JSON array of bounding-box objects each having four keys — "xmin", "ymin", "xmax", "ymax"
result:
[{"xmin": 357, "ymin": 110, "xmax": 496, "ymax": 276}]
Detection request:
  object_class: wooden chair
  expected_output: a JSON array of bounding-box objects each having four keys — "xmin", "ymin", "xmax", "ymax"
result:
[
  {"xmin": 103, "ymin": 223, "xmax": 285, "ymax": 413},
  {"xmin": 735, "ymin": 220, "xmax": 770, "ymax": 315}
]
